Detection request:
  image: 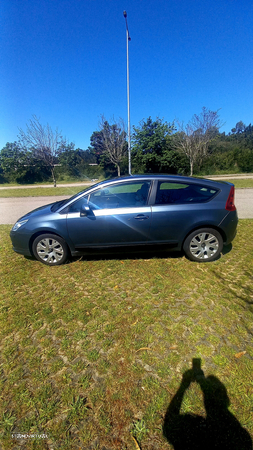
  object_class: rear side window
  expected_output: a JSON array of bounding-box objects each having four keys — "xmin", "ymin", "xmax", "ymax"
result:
[{"xmin": 155, "ymin": 182, "xmax": 218, "ymax": 205}]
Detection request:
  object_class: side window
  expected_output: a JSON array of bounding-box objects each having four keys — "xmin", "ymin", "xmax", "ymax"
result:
[
  {"xmin": 68, "ymin": 196, "xmax": 88, "ymax": 213},
  {"xmin": 89, "ymin": 181, "xmax": 151, "ymax": 209},
  {"xmin": 155, "ymin": 182, "xmax": 218, "ymax": 205}
]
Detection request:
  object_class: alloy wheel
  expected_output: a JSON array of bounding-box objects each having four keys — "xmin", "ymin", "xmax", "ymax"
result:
[
  {"xmin": 36, "ymin": 237, "xmax": 65, "ymax": 264},
  {"xmin": 189, "ymin": 232, "xmax": 219, "ymax": 260}
]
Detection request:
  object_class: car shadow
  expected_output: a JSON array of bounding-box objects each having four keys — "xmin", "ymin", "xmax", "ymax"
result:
[
  {"xmin": 222, "ymin": 243, "xmax": 233, "ymax": 256},
  {"xmin": 73, "ymin": 243, "xmax": 232, "ymax": 264},
  {"xmin": 72, "ymin": 246, "xmax": 184, "ymax": 263},
  {"xmin": 24, "ymin": 255, "xmax": 36, "ymax": 261},
  {"xmin": 24, "ymin": 248, "xmax": 183, "ymax": 265},
  {"xmin": 163, "ymin": 359, "xmax": 252, "ymax": 450}
]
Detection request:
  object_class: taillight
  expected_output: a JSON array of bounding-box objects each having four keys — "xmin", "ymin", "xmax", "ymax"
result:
[{"xmin": 225, "ymin": 186, "xmax": 236, "ymax": 211}]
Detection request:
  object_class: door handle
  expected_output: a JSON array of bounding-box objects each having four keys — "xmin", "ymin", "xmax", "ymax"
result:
[{"xmin": 134, "ymin": 214, "xmax": 149, "ymax": 220}]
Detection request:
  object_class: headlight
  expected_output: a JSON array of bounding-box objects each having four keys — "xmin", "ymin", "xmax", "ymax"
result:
[{"xmin": 12, "ymin": 219, "xmax": 29, "ymax": 231}]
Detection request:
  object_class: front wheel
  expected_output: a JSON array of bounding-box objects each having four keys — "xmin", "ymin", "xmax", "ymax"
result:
[
  {"xmin": 32, "ymin": 234, "xmax": 69, "ymax": 266},
  {"xmin": 183, "ymin": 228, "xmax": 223, "ymax": 262}
]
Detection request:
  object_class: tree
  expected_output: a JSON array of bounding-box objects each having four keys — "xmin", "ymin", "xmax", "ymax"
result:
[
  {"xmin": 231, "ymin": 121, "xmax": 246, "ymax": 134},
  {"xmin": 175, "ymin": 107, "xmax": 224, "ymax": 176},
  {"xmin": 0, "ymin": 142, "xmax": 28, "ymax": 180},
  {"xmin": 90, "ymin": 131, "xmax": 107, "ymax": 166},
  {"xmin": 58, "ymin": 144, "xmax": 97, "ymax": 179},
  {"xmin": 99, "ymin": 117, "xmax": 127, "ymax": 176},
  {"xmin": 236, "ymin": 148, "xmax": 253, "ymax": 172},
  {"xmin": 131, "ymin": 117, "xmax": 176, "ymax": 173},
  {"xmin": 89, "ymin": 117, "xmax": 127, "ymax": 176},
  {"xmin": 18, "ymin": 116, "xmax": 67, "ymax": 186},
  {"xmin": 0, "ymin": 141, "xmax": 52, "ymax": 183}
]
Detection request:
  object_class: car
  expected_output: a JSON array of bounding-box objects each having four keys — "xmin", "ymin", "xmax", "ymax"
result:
[{"xmin": 10, "ymin": 175, "xmax": 238, "ymax": 265}]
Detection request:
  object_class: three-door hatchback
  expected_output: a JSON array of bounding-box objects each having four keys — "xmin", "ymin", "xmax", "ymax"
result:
[{"xmin": 10, "ymin": 175, "xmax": 238, "ymax": 265}]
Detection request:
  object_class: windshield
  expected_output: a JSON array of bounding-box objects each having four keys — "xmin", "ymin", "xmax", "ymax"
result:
[
  {"xmin": 50, "ymin": 180, "xmax": 122, "ymax": 212},
  {"xmin": 50, "ymin": 188, "xmax": 89, "ymax": 212}
]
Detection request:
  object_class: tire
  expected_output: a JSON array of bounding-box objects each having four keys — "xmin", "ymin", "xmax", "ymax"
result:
[
  {"xmin": 183, "ymin": 228, "xmax": 223, "ymax": 262},
  {"xmin": 32, "ymin": 234, "xmax": 69, "ymax": 266}
]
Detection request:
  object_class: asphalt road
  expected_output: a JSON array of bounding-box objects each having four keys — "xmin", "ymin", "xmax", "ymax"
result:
[
  {"xmin": 0, "ymin": 196, "xmax": 69, "ymax": 224},
  {"xmin": 0, "ymin": 189, "xmax": 252, "ymax": 224}
]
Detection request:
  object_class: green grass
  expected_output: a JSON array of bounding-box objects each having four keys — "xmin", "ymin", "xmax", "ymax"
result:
[
  {"xmin": 199, "ymin": 177, "xmax": 253, "ymax": 189},
  {"xmin": 0, "ymin": 186, "xmax": 86, "ymax": 198},
  {"xmin": 221, "ymin": 178, "xmax": 253, "ymax": 188},
  {"xmin": 0, "ymin": 221, "xmax": 253, "ymax": 449},
  {"xmin": 0, "ymin": 176, "xmax": 98, "ymax": 186}
]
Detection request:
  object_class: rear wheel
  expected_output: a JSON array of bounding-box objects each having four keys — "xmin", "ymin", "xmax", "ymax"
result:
[
  {"xmin": 183, "ymin": 228, "xmax": 223, "ymax": 262},
  {"xmin": 32, "ymin": 234, "xmax": 69, "ymax": 266}
]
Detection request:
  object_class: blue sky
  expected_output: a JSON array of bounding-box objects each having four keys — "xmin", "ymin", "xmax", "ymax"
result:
[{"xmin": 1, "ymin": 0, "xmax": 253, "ymax": 150}]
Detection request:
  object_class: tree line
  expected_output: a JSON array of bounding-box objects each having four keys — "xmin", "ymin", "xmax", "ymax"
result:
[{"xmin": 0, "ymin": 109, "xmax": 252, "ymax": 185}]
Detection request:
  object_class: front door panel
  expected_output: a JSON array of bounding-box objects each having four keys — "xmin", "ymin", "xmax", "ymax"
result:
[{"xmin": 67, "ymin": 206, "xmax": 152, "ymax": 248}]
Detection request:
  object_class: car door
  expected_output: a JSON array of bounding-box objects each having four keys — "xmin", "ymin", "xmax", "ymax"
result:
[{"xmin": 66, "ymin": 180, "xmax": 152, "ymax": 248}]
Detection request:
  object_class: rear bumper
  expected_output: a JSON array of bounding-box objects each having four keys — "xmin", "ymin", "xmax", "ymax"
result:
[{"xmin": 219, "ymin": 210, "xmax": 238, "ymax": 245}]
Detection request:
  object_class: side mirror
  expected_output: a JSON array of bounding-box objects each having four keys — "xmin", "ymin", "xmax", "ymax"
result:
[{"xmin": 80, "ymin": 204, "xmax": 92, "ymax": 217}]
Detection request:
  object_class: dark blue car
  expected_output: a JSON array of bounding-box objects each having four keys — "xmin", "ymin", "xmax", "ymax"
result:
[{"xmin": 10, "ymin": 175, "xmax": 238, "ymax": 265}]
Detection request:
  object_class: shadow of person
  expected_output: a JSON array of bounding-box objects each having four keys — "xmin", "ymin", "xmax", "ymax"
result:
[{"xmin": 163, "ymin": 360, "xmax": 252, "ymax": 450}]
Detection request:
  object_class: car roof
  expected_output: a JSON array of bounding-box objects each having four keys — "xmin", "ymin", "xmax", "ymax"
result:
[{"xmin": 95, "ymin": 174, "xmax": 230, "ymax": 187}]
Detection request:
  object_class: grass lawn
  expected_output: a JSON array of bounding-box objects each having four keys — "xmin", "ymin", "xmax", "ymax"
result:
[
  {"xmin": 0, "ymin": 186, "xmax": 85, "ymax": 198},
  {"xmin": 215, "ymin": 178, "xmax": 253, "ymax": 189},
  {"xmin": 0, "ymin": 221, "xmax": 253, "ymax": 449}
]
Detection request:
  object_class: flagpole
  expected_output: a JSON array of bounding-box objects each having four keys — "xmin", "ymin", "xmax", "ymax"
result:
[{"xmin": 123, "ymin": 11, "xmax": 131, "ymax": 175}]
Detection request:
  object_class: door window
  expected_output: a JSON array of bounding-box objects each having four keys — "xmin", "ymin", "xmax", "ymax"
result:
[{"xmin": 88, "ymin": 181, "xmax": 151, "ymax": 209}]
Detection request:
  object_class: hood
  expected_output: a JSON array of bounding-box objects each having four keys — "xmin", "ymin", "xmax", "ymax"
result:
[{"xmin": 17, "ymin": 201, "xmax": 57, "ymax": 221}]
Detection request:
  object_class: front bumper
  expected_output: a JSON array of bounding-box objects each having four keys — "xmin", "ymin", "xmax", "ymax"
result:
[{"xmin": 10, "ymin": 230, "xmax": 32, "ymax": 257}]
